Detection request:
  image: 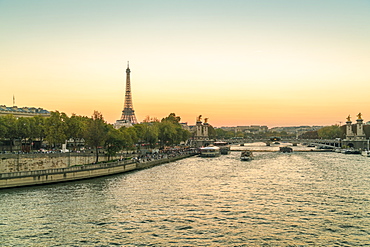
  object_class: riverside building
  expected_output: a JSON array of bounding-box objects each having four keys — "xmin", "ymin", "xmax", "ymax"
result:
[{"xmin": 0, "ymin": 105, "xmax": 50, "ymax": 118}]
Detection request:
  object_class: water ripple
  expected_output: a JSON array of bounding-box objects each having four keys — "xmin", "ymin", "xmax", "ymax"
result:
[{"xmin": 1, "ymin": 151, "xmax": 370, "ymax": 245}]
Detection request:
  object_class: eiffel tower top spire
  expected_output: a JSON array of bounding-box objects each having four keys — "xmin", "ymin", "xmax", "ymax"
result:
[
  {"xmin": 120, "ymin": 61, "xmax": 137, "ymax": 124},
  {"xmin": 126, "ymin": 61, "xmax": 130, "ymax": 73}
]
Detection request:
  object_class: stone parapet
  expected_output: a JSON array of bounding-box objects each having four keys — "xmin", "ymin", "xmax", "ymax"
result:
[
  {"xmin": 0, "ymin": 154, "xmax": 196, "ymax": 189},
  {"xmin": 0, "ymin": 153, "xmax": 122, "ymax": 173}
]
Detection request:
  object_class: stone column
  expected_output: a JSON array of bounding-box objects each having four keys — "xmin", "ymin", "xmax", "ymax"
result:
[
  {"xmin": 346, "ymin": 120, "xmax": 354, "ymax": 140},
  {"xmin": 196, "ymin": 120, "xmax": 203, "ymax": 139},
  {"xmin": 356, "ymin": 118, "xmax": 366, "ymax": 139},
  {"xmin": 203, "ymin": 122, "xmax": 209, "ymax": 139}
]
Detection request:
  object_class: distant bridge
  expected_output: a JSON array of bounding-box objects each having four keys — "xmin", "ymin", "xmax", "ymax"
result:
[{"xmin": 223, "ymin": 138, "xmax": 341, "ymax": 148}]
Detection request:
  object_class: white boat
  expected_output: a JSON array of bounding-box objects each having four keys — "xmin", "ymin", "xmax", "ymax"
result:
[
  {"xmin": 361, "ymin": 141, "xmax": 370, "ymax": 157},
  {"xmin": 200, "ymin": 146, "xmax": 221, "ymax": 157},
  {"xmin": 213, "ymin": 141, "xmax": 230, "ymax": 155},
  {"xmin": 240, "ymin": 150, "xmax": 253, "ymax": 161},
  {"xmin": 341, "ymin": 149, "xmax": 361, "ymax": 154}
]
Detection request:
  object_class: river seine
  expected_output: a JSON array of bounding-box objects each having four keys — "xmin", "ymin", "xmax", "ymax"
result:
[{"xmin": 1, "ymin": 145, "xmax": 370, "ymax": 246}]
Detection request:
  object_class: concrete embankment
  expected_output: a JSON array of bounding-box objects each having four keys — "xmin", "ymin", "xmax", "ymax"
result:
[
  {"xmin": 0, "ymin": 154, "xmax": 196, "ymax": 189},
  {"xmin": 231, "ymin": 149, "xmax": 333, "ymax": 152},
  {"xmin": 0, "ymin": 152, "xmax": 122, "ymax": 174}
]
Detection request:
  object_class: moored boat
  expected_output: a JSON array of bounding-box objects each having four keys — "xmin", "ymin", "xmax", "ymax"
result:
[
  {"xmin": 361, "ymin": 150, "xmax": 370, "ymax": 157},
  {"xmin": 341, "ymin": 149, "xmax": 361, "ymax": 154},
  {"xmin": 240, "ymin": 150, "xmax": 253, "ymax": 161},
  {"xmin": 213, "ymin": 141, "xmax": 230, "ymax": 155},
  {"xmin": 200, "ymin": 146, "xmax": 221, "ymax": 157},
  {"xmin": 279, "ymin": 146, "xmax": 293, "ymax": 153}
]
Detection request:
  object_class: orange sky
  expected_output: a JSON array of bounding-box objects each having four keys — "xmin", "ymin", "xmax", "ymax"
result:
[{"xmin": 1, "ymin": 1, "xmax": 370, "ymax": 127}]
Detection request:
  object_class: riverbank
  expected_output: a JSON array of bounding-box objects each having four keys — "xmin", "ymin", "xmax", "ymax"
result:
[
  {"xmin": 230, "ymin": 149, "xmax": 333, "ymax": 152},
  {"xmin": 0, "ymin": 152, "xmax": 122, "ymax": 174},
  {"xmin": 3, "ymin": 151, "xmax": 369, "ymax": 246},
  {"xmin": 0, "ymin": 152, "xmax": 197, "ymax": 189}
]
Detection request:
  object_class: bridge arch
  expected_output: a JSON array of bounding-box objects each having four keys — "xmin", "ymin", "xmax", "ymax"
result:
[{"xmin": 347, "ymin": 143, "xmax": 354, "ymax": 148}]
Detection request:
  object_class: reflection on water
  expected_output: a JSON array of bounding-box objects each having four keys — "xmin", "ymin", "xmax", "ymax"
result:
[
  {"xmin": 1, "ymin": 148, "xmax": 370, "ymax": 246},
  {"xmin": 232, "ymin": 141, "xmax": 315, "ymax": 152}
]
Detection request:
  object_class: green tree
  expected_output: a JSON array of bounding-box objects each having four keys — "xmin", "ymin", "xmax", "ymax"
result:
[
  {"xmin": 0, "ymin": 116, "xmax": 7, "ymax": 148},
  {"xmin": 177, "ymin": 127, "xmax": 191, "ymax": 144},
  {"xmin": 161, "ymin": 113, "xmax": 180, "ymax": 124},
  {"xmin": 143, "ymin": 123, "xmax": 159, "ymax": 148},
  {"xmin": 105, "ymin": 125, "xmax": 125, "ymax": 160},
  {"xmin": 45, "ymin": 111, "xmax": 68, "ymax": 148},
  {"xmin": 27, "ymin": 115, "xmax": 46, "ymax": 151},
  {"xmin": 66, "ymin": 114, "xmax": 88, "ymax": 151},
  {"xmin": 133, "ymin": 124, "xmax": 145, "ymax": 144},
  {"xmin": 84, "ymin": 111, "xmax": 108, "ymax": 163},
  {"xmin": 2, "ymin": 114, "xmax": 18, "ymax": 152},
  {"xmin": 158, "ymin": 121, "xmax": 177, "ymax": 147},
  {"xmin": 300, "ymin": 130, "xmax": 319, "ymax": 139},
  {"xmin": 215, "ymin": 128, "xmax": 227, "ymax": 139},
  {"xmin": 30, "ymin": 115, "xmax": 46, "ymax": 140},
  {"xmin": 208, "ymin": 125, "xmax": 216, "ymax": 139},
  {"xmin": 16, "ymin": 117, "xmax": 31, "ymax": 151},
  {"xmin": 134, "ymin": 122, "xmax": 159, "ymax": 148},
  {"xmin": 225, "ymin": 130, "xmax": 236, "ymax": 139},
  {"xmin": 235, "ymin": 131, "xmax": 244, "ymax": 138},
  {"xmin": 317, "ymin": 125, "xmax": 344, "ymax": 139},
  {"xmin": 119, "ymin": 126, "xmax": 136, "ymax": 150},
  {"xmin": 159, "ymin": 113, "xmax": 190, "ymax": 147},
  {"xmin": 0, "ymin": 117, "xmax": 6, "ymax": 136},
  {"xmin": 364, "ymin": 125, "xmax": 370, "ymax": 138}
]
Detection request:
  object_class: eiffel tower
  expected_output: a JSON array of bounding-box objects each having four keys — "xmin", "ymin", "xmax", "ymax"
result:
[{"xmin": 120, "ymin": 62, "xmax": 138, "ymax": 124}]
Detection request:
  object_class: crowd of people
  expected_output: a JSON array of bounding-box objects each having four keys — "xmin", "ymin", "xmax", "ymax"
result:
[{"xmin": 132, "ymin": 148, "xmax": 198, "ymax": 163}]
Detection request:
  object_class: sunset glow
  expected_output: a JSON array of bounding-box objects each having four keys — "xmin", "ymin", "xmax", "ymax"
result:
[{"xmin": 1, "ymin": 0, "xmax": 370, "ymax": 127}]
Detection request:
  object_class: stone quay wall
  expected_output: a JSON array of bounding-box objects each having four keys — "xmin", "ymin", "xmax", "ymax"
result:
[
  {"xmin": 0, "ymin": 153, "xmax": 123, "ymax": 174},
  {"xmin": 0, "ymin": 154, "xmax": 195, "ymax": 189}
]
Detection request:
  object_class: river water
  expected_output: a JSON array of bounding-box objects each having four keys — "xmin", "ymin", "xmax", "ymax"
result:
[{"xmin": 1, "ymin": 145, "xmax": 370, "ymax": 246}]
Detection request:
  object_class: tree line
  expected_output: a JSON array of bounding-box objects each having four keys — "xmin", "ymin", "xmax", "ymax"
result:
[
  {"xmin": 1, "ymin": 110, "xmax": 358, "ymax": 158},
  {"xmin": 0, "ymin": 111, "xmax": 191, "ymax": 162},
  {"xmin": 300, "ymin": 124, "xmax": 370, "ymax": 139}
]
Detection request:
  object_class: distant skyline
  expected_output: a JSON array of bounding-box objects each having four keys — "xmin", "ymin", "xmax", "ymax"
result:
[{"xmin": 1, "ymin": 0, "xmax": 370, "ymax": 127}]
